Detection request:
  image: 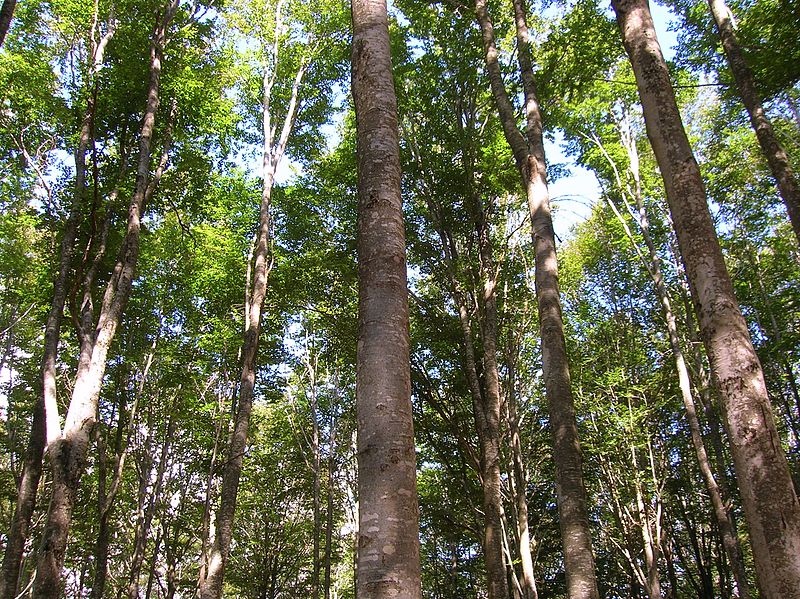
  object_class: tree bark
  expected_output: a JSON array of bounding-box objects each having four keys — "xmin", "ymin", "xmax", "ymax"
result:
[
  {"xmin": 30, "ymin": 3, "xmax": 177, "ymax": 595},
  {"xmin": 706, "ymin": 0, "xmax": 800, "ymax": 245},
  {"xmin": 351, "ymin": 0, "xmax": 422, "ymax": 596},
  {"xmin": 611, "ymin": 0, "xmax": 800, "ymax": 596},
  {"xmin": 0, "ymin": 0, "xmax": 16, "ymax": 47},
  {"xmin": 472, "ymin": 0, "xmax": 599, "ymax": 596},
  {"xmin": 197, "ymin": 5, "xmax": 307, "ymax": 595}
]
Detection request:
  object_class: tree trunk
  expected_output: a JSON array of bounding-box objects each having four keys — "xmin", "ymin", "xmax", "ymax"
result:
[
  {"xmin": 323, "ymin": 415, "xmax": 337, "ymax": 599},
  {"xmin": 0, "ymin": 0, "xmax": 16, "ymax": 47},
  {"xmin": 197, "ymin": 6, "xmax": 307, "ymax": 595},
  {"xmin": 0, "ymin": 17, "xmax": 114, "ymax": 592},
  {"xmin": 611, "ymin": 0, "xmax": 800, "ymax": 596},
  {"xmin": 706, "ymin": 0, "xmax": 800, "ymax": 245},
  {"xmin": 127, "ymin": 411, "xmax": 175, "ymax": 599},
  {"xmin": 30, "ymin": 3, "xmax": 177, "ymax": 595},
  {"xmin": 351, "ymin": 0, "xmax": 422, "ymax": 596},
  {"xmin": 472, "ymin": 0, "xmax": 599, "ymax": 596},
  {"xmin": 505, "ymin": 356, "xmax": 539, "ymax": 599}
]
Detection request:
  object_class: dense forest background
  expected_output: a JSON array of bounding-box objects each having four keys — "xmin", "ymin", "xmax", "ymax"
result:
[{"xmin": 1, "ymin": 0, "xmax": 799, "ymax": 596}]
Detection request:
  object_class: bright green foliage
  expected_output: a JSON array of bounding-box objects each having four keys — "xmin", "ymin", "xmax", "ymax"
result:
[{"xmin": 1, "ymin": 0, "xmax": 799, "ymax": 596}]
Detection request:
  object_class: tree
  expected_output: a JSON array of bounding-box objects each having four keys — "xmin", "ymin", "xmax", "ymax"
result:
[
  {"xmin": 611, "ymin": 0, "xmax": 800, "ymax": 595},
  {"xmin": 350, "ymin": 0, "xmax": 422, "ymax": 596},
  {"xmin": 469, "ymin": 0, "xmax": 600, "ymax": 595},
  {"xmin": 705, "ymin": 0, "xmax": 800, "ymax": 245},
  {"xmin": 31, "ymin": 1, "xmax": 180, "ymax": 594}
]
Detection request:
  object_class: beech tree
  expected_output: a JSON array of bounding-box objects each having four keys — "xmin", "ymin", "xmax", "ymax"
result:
[
  {"xmin": 611, "ymin": 0, "xmax": 800, "ymax": 595},
  {"xmin": 351, "ymin": 0, "xmax": 422, "ymax": 596}
]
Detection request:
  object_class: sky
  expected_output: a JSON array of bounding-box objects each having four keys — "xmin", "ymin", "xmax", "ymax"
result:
[{"xmin": 548, "ymin": 1, "xmax": 680, "ymax": 240}]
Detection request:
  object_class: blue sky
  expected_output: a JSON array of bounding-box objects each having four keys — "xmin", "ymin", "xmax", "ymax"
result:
[{"xmin": 549, "ymin": 1, "xmax": 680, "ymax": 239}]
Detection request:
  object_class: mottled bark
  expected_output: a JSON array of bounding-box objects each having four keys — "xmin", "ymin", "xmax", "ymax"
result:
[
  {"xmin": 707, "ymin": 0, "xmax": 800, "ymax": 245},
  {"xmin": 197, "ymin": 4, "xmax": 306, "ymax": 595},
  {"xmin": 30, "ymin": 3, "xmax": 177, "ymax": 595},
  {"xmin": 351, "ymin": 0, "xmax": 422, "ymax": 596},
  {"xmin": 0, "ymin": 17, "xmax": 116, "ymax": 594},
  {"xmin": 0, "ymin": 0, "xmax": 16, "ymax": 47},
  {"xmin": 473, "ymin": 0, "xmax": 598, "ymax": 596},
  {"xmin": 612, "ymin": 0, "xmax": 800, "ymax": 596}
]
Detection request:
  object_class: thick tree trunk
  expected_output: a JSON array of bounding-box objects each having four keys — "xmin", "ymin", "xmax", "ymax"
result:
[
  {"xmin": 472, "ymin": 0, "xmax": 599, "ymax": 596},
  {"xmin": 30, "ymin": 3, "xmax": 177, "ymax": 595},
  {"xmin": 706, "ymin": 0, "xmax": 800, "ymax": 245},
  {"xmin": 351, "ymin": 1, "xmax": 422, "ymax": 596},
  {"xmin": 0, "ymin": 0, "xmax": 16, "ymax": 47},
  {"xmin": 612, "ymin": 1, "xmax": 800, "ymax": 596}
]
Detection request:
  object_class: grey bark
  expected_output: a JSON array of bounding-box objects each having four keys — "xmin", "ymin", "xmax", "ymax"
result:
[
  {"xmin": 351, "ymin": 0, "xmax": 422, "ymax": 596},
  {"xmin": 611, "ymin": 0, "xmax": 800, "ymax": 596},
  {"xmin": 472, "ymin": 0, "xmax": 599, "ymax": 596},
  {"xmin": 707, "ymin": 0, "xmax": 800, "ymax": 245}
]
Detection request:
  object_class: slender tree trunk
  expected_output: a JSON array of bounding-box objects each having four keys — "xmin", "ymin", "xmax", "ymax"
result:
[
  {"xmin": 31, "ymin": 4, "xmax": 177, "ymax": 595},
  {"xmin": 198, "ymin": 380, "xmax": 226, "ymax": 585},
  {"xmin": 612, "ymin": 0, "xmax": 800, "ymax": 595},
  {"xmin": 596, "ymin": 116, "xmax": 752, "ymax": 599},
  {"xmin": 307, "ymin": 353, "xmax": 322, "ymax": 599},
  {"xmin": 472, "ymin": 0, "xmax": 599, "ymax": 596},
  {"xmin": 127, "ymin": 411, "xmax": 175, "ymax": 599},
  {"xmin": 706, "ymin": 0, "xmax": 800, "ymax": 245},
  {"xmin": 406, "ymin": 88, "xmax": 509, "ymax": 598},
  {"xmin": 505, "ymin": 358, "xmax": 539, "ymax": 599},
  {"xmin": 323, "ymin": 416, "xmax": 337, "ymax": 599},
  {"xmin": 351, "ymin": 0, "xmax": 422, "ymax": 596},
  {"xmin": 0, "ymin": 16, "xmax": 118, "ymax": 592},
  {"xmin": 197, "ymin": 6, "xmax": 307, "ymax": 595},
  {"xmin": 0, "ymin": 0, "xmax": 16, "ymax": 47}
]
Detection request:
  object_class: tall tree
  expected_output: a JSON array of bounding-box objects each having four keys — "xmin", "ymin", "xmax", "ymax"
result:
[
  {"xmin": 611, "ymin": 0, "xmax": 800, "ymax": 595},
  {"xmin": 471, "ymin": 0, "xmax": 600, "ymax": 595},
  {"xmin": 31, "ymin": 1, "xmax": 180, "ymax": 594},
  {"xmin": 351, "ymin": 0, "xmax": 422, "ymax": 596},
  {"xmin": 0, "ymin": 4, "xmax": 116, "ymax": 593},
  {"xmin": 706, "ymin": 0, "xmax": 800, "ymax": 245}
]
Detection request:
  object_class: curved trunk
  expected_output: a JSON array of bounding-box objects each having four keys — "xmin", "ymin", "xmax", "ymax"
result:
[
  {"xmin": 31, "ymin": 3, "xmax": 177, "ymax": 594},
  {"xmin": 611, "ymin": 1, "xmax": 800, "ymax": 596},
  {"xmin": 707, "ymin": 0, "xmax": 800, "ymax": 245},
  {"xmin": 472, "ymin": 0, "xmax": 599, "ymax": 595},
  {"xmin": 351, "ymin": 1, "xmax": 422, "ymax": 596}
]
